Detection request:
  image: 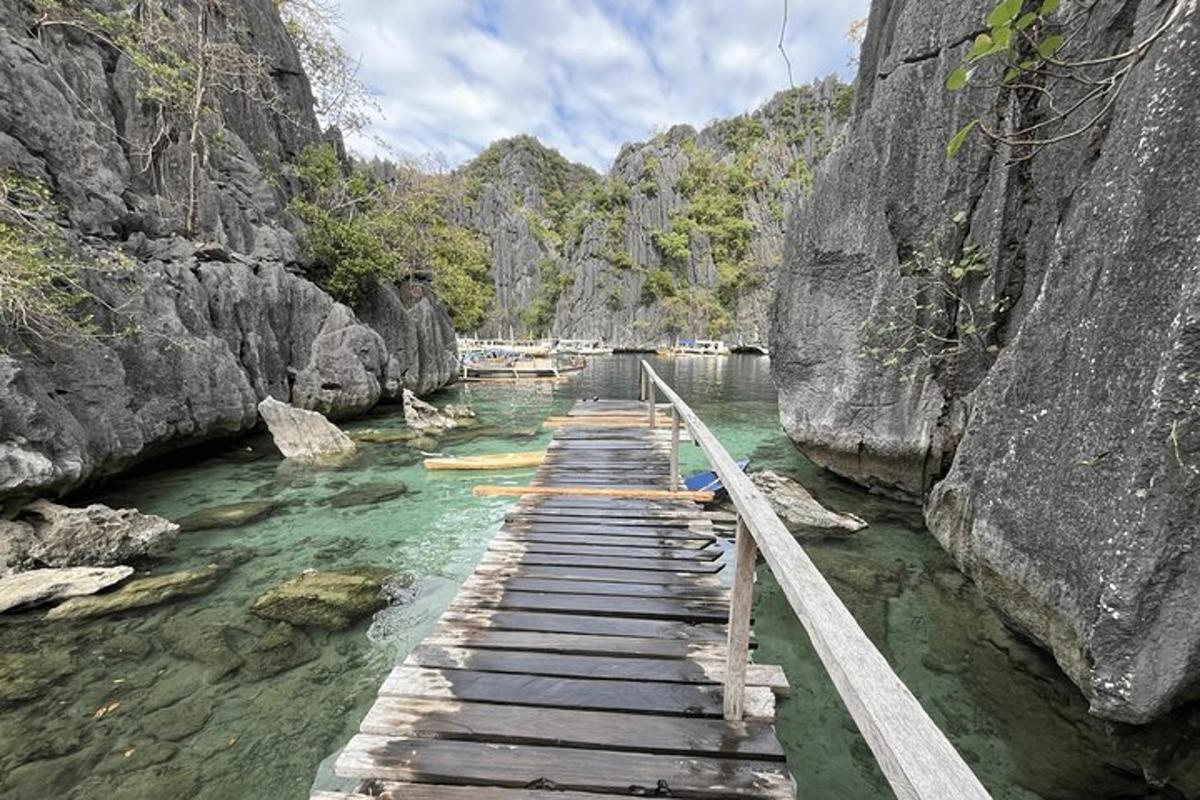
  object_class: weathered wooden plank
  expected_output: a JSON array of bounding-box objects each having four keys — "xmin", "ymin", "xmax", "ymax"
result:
[
  {"xmin": 449, "ymin": 588, "xmax": 731, "ymax": 623},
  {"xmin": 474, "ymin": 486, "xmax": 714, "ymax": 502},
  {"xmin": 405, "ymin": 644, "xmax": 790, "ymax": 694},
  {"xmin": 507, "ymin": 513, "xmax": 713, "ymax": 529},
  {"xmin": 724, "ymin": 515, "xmax": 758, "ymax": 720},
  {"xmin": 489, "ymin": 539, "xmax": 721, "ymax": 562},
  {"xmin": 439, "ymin": 607, "xmax": 729, "ymax": 640},
  {"xmin": 470, "ymin": 575, "xmax": 729, "ymax": 600},
  {"xmin": 426, "ymin": 628, "xmax": 727, "ymax": 660},
  {"xmin": 501, "ymin": 530, "xmax": 715, "ymax": 549},
  {"xmin": 337, "ymin": 736, "xmax": 793, "ymax": 798},
  {"xmin": 642, "ymin": 360, "xmax": 990, "ymax": 800},
  {"xmin": 378, "ymin": 665, "xmax": 774, "ymax": 720},
  {"xmin": 480, "ymin": 551, "xmax": 723, "ymax": 573},
  {"xmin": 366, "ymin": 786, "xmax": 640, "ymax": 800},
  {"xmin": 474, "ymin": 562, "xmax": 725, "ymax": 586},
  {"xmin": 359, "ymin": 696, "xmax": 785, "ymax": 759}
]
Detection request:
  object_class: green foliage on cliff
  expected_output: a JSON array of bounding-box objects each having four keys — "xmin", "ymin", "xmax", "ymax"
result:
[
  {"xmin": 832, "ymin": 84, "xmax": 855, "ymax": 124},
  {"xmin": 641, "ymin": 268, "xmax": 678, "ymax": 304},
  {"xmin": 465, "ymin": 135, "xmax": 598, "ymax": 233},
  {"xmin": 0, "ymin": 171, "xmax": 130, "ymax": 344},
  {"xmin": 291, "ymin": 143, "xmax": 493, "ymax": 331},
  {"xmin": 521, "ymin": 258, "xmax": 571, "ymax": 336},
  {"xmin": 651, "ymin": 221, "xmax": 692, "ymax": 268}
]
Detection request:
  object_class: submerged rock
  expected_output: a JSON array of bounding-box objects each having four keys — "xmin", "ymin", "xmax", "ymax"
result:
[
  {"xmin": 350, "ymin": 428, "xmax": 417, "ymax": 444},
  {"xmin": 251, "ymin": 568, "xmax": 394, "ymax": 630},
  {"xmin": 257, "ymin": 397, "xmax": 357, "ymax": 464},
  {"xmin": 142, "ymin": 696, "xmax": 214, "ymax": 742},
  {"xmin": 241, "ymin": 622, "xmax": 318, "ymax": 680},
  {"xmin": 750, "ymin": 471, "xmax": 867, "ymax": 536},
  {"xmin": 0, "ymin": 651, "xmax": 73, "ymax": 702},
  {"xmin": 0, "ymin": 566, "xmax": 134, "ymax": 613},
  {"xmin": 175, "ymin": 501, "xmax": 278, "ymax": 532},
  {"xmin": 15, "ymin": 501, "xmax": 178, "ymax": 568},
  {"xmin": 45, "ymin": 564, "xmax": 224, "ymax": 620},
  {"xmin": 326, "ymin": 482, "xmax": 408, "ymax": 509}
]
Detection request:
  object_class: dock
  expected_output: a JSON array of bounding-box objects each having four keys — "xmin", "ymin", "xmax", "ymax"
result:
[{"xmin": 314, "ymin": 364, "xmax": 994, "ymax": 800}]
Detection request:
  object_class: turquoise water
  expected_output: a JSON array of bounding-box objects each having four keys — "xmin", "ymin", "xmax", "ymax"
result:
[{"xmin": 0, "ymin": 355, "xmax": 1159, "ymax": 798}]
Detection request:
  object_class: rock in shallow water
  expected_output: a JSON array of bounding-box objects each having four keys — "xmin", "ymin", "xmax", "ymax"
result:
[
  {"xmin": 16, "ymin": 501, "xmax": 178, "ymax": 568},
  {"xmin": 257, "ymin": 397, "xmax": 357, "ymax": 464},
  {"xmin": 325, "ymin": 482, "xmax": 408, "ymax": 509},
  {"xmin": 0, "ymin": 650, "xmax": 73, "ymax": 702},
  {"xmin": 251, "ymin": 568, "xmax": 397, "ymax": 630},
  {"xmin": 750, "ymin": 471, "xmax": 867, "ymax": 536},
  {"xmin": 175, "ymin": 501, "xmax": 278, "ymax": 532},
  {"xmin": 44, "ymin": 564, "xmax": 224, "ymax": 620},
  {"xmin": 0, "ymin": 566, "xmax": 133, "ymax": 613}
]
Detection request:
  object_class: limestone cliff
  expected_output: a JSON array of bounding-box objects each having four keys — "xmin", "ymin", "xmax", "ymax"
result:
[
  {"xmin": 771, "ymin": 0, "xmax": 1199, "ymax": 733},
  {"xmin": 461, "ymin": 80, "xmax": 850, "ymax": 348},
  {"xmin": 0, "ymin": 0, "xmax": 457, "ymax": 502}
]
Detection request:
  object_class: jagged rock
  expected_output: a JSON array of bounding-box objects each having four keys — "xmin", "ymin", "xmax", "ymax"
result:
[
  {"xmin": 749, "ymin": 471, "xmax": 867, "ymax": 536},
  {"xmin": 0, "ymin": 566, "xmax": 133, "ymax": 613},
  {"xmin": 257, "ymin": 397, "xmax": 357, "ymax": 463},
  {"xmin": 241, "ymin": 621, "xmax": 318, "ymax": 680},
  {"xmin": 17, "ymin": 501, "xmax": 177, "ymax": 568},
  {"xmin": 0, "ymin": 519, "xmax": 36, "ymax": 576},
  {"xmin": 251, "ymin": 568, "xmax": 393, "ymax": 630},
  {"xmin": 45, "ymin": 564, "xmax": 223, "ymax": 620},
  {"xmin": 403, "ymin": 390, "xmax": 475, "ymax": 432},
  {"xmin": 355, "ymin": 281, "xmax": 459, "ymax": 397},
  {"xmin": 175, "ymin": 501, "xmax": 278, "ymax": 532},
  {"xmin": 0, "ymin": 0, "xmax": 458, "ymax": 504},
  {"xmin": 326, "ymin": 482, "xmax": 408, "ymax": 509},
  {"xmin": 770, "ymin": 0, "xmax": 1200, "ymax": 732}
]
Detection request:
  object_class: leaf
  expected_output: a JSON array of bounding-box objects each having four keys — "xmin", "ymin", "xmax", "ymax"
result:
[
  {"xmin": 967, "ymin": 33, "xmax": 995, "ymax": 61},
  {"xmin": 992, "ymin": 25, "xmax": 1013, "ymax": 48},
  {"xmin": 945, "ymin": 66, "xmax": 972, "ymax": 91},
  {"xmin": 947, "ymin": 119, "xmax": 979, "ymax": 158},
  {"xmin": 1004, "ymin": 66, "xmax": 1021, "ymax": 82},
  {"xmin": 1037, "ymin": 34, "xmax": 1064, "ymax": 59},
  {"xmin": 1015, "ymin": 11, "xmax": 1039, "ymax": 30},
  {"xmin": 1039, "ymin": 0, "xmax": 1061, "ymax": 15},
  {"xmin": 987, "ymin": 0, "xmax": 1023, "ymax": 28}
]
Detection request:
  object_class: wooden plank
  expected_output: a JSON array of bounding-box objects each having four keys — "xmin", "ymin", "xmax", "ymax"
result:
[
  {"xmin": 359, "ymin": 696, "xmax": 786, "ymax": 759},
  {"xmin": 724, "ymin": 515, "xmax": 758, "ymax": 720},
  {"xmin": 489, "ymin": 539, "xmax": 721, "ymax": 562},
  {"xmin": 474, "ymin": 486, "xmax": 713, "ymax": 502},
  {"xmin": 474, "ymin": 563, "xmax": 725, "ymax": 586},
  {"xmin": 336, "ymin": 737, "xmax": 794, "ymax": 798},
  {"xmin": 506, "ymin": 519, "xmax": 716, "ymax": 536},
  {"xmin": 449, "ymin": 588, "xmax": 731, "ymax": 623},
  {"xmin": 426, "ymin": 628, "xmax": 727, "ymax": 660},
  {"xmin": 364, "ymin": 787, "xmax": 639, "ymax": 800},
  {"xmin": 439, "ymin": 608, "xmax": 729, "ymax": 641},
  {"xmin": 424, "ymin": 451, "xmax": 546, "ymax": 470},
  {"xmin": 405, "ymin": 645, "xmax": 790, "ymax": 694},
  {"xmin": 501, "ymin": 531, "xmax": 715, "ymax": 549},
  {"xmin": 471, "ymin": 575, "xmax": 728, "ymax": 600},
  {"xmin": 481, "ymin": 552, "xmax": 723, "ymax": 574},
  {"xmin": 642, "ymin": 360, "xmax": 990, "ymax": 800},
  {"xmin": 378, "ymin": 665, "xmax": 775, "ymax": 720}
]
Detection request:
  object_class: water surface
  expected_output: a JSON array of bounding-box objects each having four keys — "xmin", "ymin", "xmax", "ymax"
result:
[{"xmin": 0, "ymin": 355, "xmax": 1156, "ymax": 799}]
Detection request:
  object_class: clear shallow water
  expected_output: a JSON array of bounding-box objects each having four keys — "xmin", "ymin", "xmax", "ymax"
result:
[{"xmin": 0, "ymin": 355, "xmax": 1159, "ymax": 799}]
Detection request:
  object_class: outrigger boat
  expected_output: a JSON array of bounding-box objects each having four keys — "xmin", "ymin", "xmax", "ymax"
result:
[
  {"xmin": 459, "ymin": 348, "xmax": 587, "ymax": 380},
  {"xmin": 556, "ymin": 339, "xmax": 613, "ymax": 355},
  {"xmin": 672, "ymin": 338, "xmax": 731, "ymax": 356}
]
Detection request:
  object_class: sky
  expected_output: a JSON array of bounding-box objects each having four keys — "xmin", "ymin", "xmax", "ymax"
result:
[{"xmin": 336, "ymin": 0, "xmax": 869, "ymax": 173}]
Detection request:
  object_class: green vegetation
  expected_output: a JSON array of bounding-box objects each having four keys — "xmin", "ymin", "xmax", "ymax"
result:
[
  {"xmin": 651, "ymin": 220, "xmax": 692, "ymax": 269},
  {"xmin": 0, "ymin": 171, "xmax": 130, "ymax": 344},
  {"xmin": 291, "ymin": 143, "xmax": 493, "ymax": 332},
  {"xmin": 521, "ymin": 258, "xmax": 571, "ymax": 336},
  {"xmin": 832, "ymin": 84, "xmax": 855, "ymax": 124},
  {"xmin": 641, "ymin": 269, "xmax": 678, "ymax": 304}
]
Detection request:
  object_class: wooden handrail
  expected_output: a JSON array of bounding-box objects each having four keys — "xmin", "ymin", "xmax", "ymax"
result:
[{"xmin": 640, "ymin": 361, "xmax": 992, "ymax": 800}]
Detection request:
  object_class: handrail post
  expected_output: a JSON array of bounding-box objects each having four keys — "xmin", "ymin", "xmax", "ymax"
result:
[
  {"xmin": 648, "ymin": 383, "xmax": 656, "ymax": 427},
  {"xmin": 669, "ymin": 409, "xmax": 681, "ymax": 490},
  {"xmin": 723, "ymin": 514, "xmax": 757, "ymax": 720}
]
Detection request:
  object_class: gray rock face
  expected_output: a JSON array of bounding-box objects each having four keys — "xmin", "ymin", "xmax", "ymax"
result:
[
  {"xmin": 0, "ymin": 566, "xmax": 134, "ymax": 614},
  {"xmin": 749, "ymin": 471, "xmax": 866, "ymax": 536},
  {"xmin": 771, "ymin": 0, "xmax": 1200, "ymax": 727},
  {"xmin": 257, "ymin": 398, "xmax": 357, "ymax": 463},
  {"xmin": 16, "ymin": 501, "xmax": 178, "ymax": 568},
  {"xmin": 0, "ymin": 0, "xmax": 457, "ymax": 502}
]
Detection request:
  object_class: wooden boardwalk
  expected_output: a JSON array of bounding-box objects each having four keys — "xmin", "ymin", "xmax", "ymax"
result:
[{"xmin": 318, "ymin": 399, "xmax": 796, "ymax": 799}]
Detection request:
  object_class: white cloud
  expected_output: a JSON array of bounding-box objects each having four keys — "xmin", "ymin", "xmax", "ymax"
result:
[{"xmin": 336, "ymin": 0, "xmax": 869, "ymax": 171}]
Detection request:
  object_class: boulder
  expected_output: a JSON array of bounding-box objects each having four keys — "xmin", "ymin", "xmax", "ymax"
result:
[
  {"xmin": 18, "ymin": 500, "xmax": 178, "ymax": 568},
  {"xmin": 45, "ymin": 564, "xmax": 223, "ymax": 620},
  {"xmin": 241, "ymin": 621, "xmax": 318, "ymax": 680},
  {"xmin": 251, "ymin": 568, "xmax": 393, "ymax": 630},
  {"xmin": 175, "ymin": 500, "xmax": 278, "ymax": 531},
  {"xmin": 750, "ymin": 471, "xmax": 867, "ymax": 536},
  {"xmin": 0, "ymin": 566, "xmax": 133, "ymax": 613},
  {"xmin": 402, "ymin": 390, "xmax": 474, "ymax": 433},
  {"xmin": 0, "ymin": 519, "xmax": 37, "ymax": 575},
  {"xmin": 257, "ymin": 396, "xmax": 357, "ymax": 463}
]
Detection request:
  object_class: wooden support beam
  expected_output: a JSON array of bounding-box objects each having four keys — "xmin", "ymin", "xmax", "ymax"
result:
[
  {"xmin": 473, "ymin": 485, "xmax": 714, "ymax": 502},
  {"xmin": 723, "ymin": 515, "xmax": 758, "ymax": 720}
]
